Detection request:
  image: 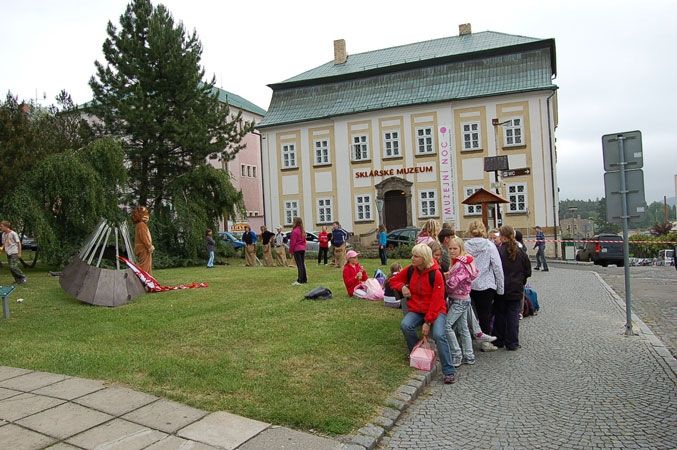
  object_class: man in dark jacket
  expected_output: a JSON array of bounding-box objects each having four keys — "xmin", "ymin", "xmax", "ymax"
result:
[
  {"xmin": 242, "ymin": 225, "xmax": 257, "ymax": 267},
  {"xmin": 331, "ymin": 222, "xmax": 348, "ymax": 268},
  {"xmin": 533, "ymin": 225, "xmax": 549, "ymax": 271}
]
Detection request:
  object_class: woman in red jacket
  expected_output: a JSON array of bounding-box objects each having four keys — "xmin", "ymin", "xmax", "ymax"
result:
[
  {"xmin": 389, "ymin": 243, "xmax": 457, "ymax": 384},
  {"xmin": 342, "ymin": 250, "xmax": 368, "ymax": 296}
]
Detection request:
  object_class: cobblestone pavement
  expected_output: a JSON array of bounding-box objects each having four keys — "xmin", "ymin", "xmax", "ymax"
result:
[
  {"xmin": 553, "ymin": 263, "xmax": 676, "ymax": 358},
  {"xmin": 379, "ymin": 267, "xmax": 677, "ymax": 449}
]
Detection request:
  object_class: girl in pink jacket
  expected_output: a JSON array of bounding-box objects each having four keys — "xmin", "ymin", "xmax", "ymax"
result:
[{"xmin": 445, "ymin": 236, "xmax": 480, "ymax": 366}]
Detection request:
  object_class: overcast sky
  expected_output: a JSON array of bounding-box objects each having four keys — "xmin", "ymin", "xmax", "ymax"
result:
[{"xmin": 2, "ymin": 0, "xmax": 675, "ymax": 203}]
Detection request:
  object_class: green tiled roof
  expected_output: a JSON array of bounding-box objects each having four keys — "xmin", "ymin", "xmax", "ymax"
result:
[
  {"xmin": 258, "ymin": 47, "xmax": 556, "ymax": 129},
  {"xmin": 212, "ymin": 87, "xmax": 266, "ymax": 117},
  {"xmin": 279, "ymin": 31, "xmax": 550, "ymax": 86}
]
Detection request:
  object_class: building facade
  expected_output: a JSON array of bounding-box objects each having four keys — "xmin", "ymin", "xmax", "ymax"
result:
[
  {"xmin": 207, "ymin": 88, "xmax": 267, "ymax": 232},
  {"xmin": 258, "ymin": 25, "xmax": 559, "ymax": 251}
]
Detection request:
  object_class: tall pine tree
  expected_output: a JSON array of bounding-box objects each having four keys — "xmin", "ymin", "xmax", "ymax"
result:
[{"xmin": 89, "ymin": 0, "xmax": 255, "ymax": 259}]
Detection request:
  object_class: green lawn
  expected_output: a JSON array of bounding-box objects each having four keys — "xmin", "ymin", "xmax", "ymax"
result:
[{"xmin": 0, "ymin": 257, "xmax": 412, "ymax": 435}]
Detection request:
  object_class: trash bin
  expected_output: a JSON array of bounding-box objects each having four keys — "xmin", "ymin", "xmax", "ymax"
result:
[{"xmin": 561, "ymin": 239, "xmax": 576, "ymax": 261}]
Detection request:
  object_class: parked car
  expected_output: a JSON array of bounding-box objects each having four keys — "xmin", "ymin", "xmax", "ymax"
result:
[
  {"xmin": 283, "ymin": 231, "xmax": 327, "ymax": 254},
  {"xmin": 575, "ymin": 234, "xmax": 624, "ymax": 267},
  {"xmin": 21, "ymin": 236, "xmax": 39, "ymax": 251},
  {"xmin": 218, "ymin": 231, "xmax": 245, "ymax": 250},
  {"xmin": 657, "ymin": 249, "xmax": 674, "ymax": 266},
  {"xmin": 386, "ymin": 227, "xmax": 420, "ymax": 248}
]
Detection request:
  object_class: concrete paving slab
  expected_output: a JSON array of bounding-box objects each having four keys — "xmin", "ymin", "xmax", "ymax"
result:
[
  {"xmin": 0, "ymin": 371, "xmax": 69, "ymax": 392},
  {"xmin": 238, "ymin": 425, "xmax": 344, "ymax": 450},
  {"xmin": 74, "ymin": 386, "xmax": 157, "ymax": 416},
  {"xmin": 45, "ymin": 444, "xmax": 81, "ymax": 449},
  {"xmin": 122, "ymin": 398, "xmax": 207, "ymax": 434},
  {"xmin": 177, "ymin": 411, "xmax": 269, "ymax": 449},
  {"xmin": 33, "ymin": 377, "xmax": 107, "ymax": 400},
  {"xmin": 0, "ymin": 423, "xmax": 56, "ymax": 449},
  {"xmin": 0, "ymin": 392, "xmax": 65, "ymax": 421},
  {"xmin": 144, "ymin": 435, "xmax": 220, "ymax": 449},
  {"xmin": 66, "ymin": 418, "xmax": 167, "ymax": 449},
  {"xmin": 16, "ymin": 402, "xmax": 113, "ymax": 440},
  {"xmin": 0, "ymin": 387, "xmax": 21, "ymax": 400},
  {"xmin": 0, "ymin": 366, "xmax": 31, "ymax": 382}
]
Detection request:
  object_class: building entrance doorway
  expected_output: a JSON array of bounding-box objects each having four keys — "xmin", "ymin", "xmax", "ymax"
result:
[{"xmin": 384, "ymin": 190, "xmax": 407, "ymax": 231}]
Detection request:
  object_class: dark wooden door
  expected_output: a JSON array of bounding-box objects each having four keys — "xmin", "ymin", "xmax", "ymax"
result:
[{"xmin": 384, "ymin": 190, "xmax": 407, "ymax": 231}]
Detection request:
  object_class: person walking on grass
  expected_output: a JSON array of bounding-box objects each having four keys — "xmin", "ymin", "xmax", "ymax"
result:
[
  {"xmin": 331, "ymin": 221, "xmax": 348, "ymax": 268},
  {"xmin": 388, "ymin": 244, "xmax": 458, "ymax": 384},
  {"xmin": 205, "ymin": 229, "xmax": 216, "ymax": 268},
  {"xmin": 465, "ymin": 219, "xmax": 504, "ymax": 352},
  {"xmin": 260, "ymin": 225, "xmax": 275, "ymax": 267},
  {"xmin": 378, "ymin": 224, "xmax": 388, "ymax": 266},
  {"xmin": 290, "ymin": 217, "xmax": 307, "ymax": 285},
  {"xmin": 242, "ymin": 225, "xmax": 257, "ymax": 267},
  {"xmin": 495, "ymin": 225, "xmax": 532, "ymax": 351},
  {"xmin": 0, "ymin": 221, "xmax": 27, "ymax": 285},
  {"xmin": 533, "ymin": 225, "xmax": 549, "ymax": 271},
  {"xmin": 273, "ymin": 226, "xmax": 288, "ymax": 267},
  {"xmin": 318, "ymin": 225, "xmax": 330, "ymax": 265}
]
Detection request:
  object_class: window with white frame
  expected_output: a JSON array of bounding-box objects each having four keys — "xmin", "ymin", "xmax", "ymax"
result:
[
  {"xmin": 314, "ymin": 139, "xmax": 330, "ymax": 165},
  {"xmin": 503, "ymin": 118, "xmax": 523, "ymax": 146},
  {"xmin": 352, "ymin": 135, "xmax": 369, "ymax": 161},
  {"xmin": 317, "ymin": 198, "xmax": 333, "ymax": 224},
  {"xmin": 281, "ymin": 143, "xmax": 297, "ymax": 168},
  {"xmin": 383, "ymin": 130, "xmax": 401, "ymax": 157},
  {"xmin": 419, "ymin": 190, "xmax": 437, "ymax": 217},
  {"xmin": 415, "ymin": 127, "xmax": 434, "ymax": 154},
  {"xmin": 462, "ymin": 122, "xmax": 481, "ymax": 151},
  {"xmin": 284, "ymin": 200, "xmax": 299, "ymax": 225},
  {"xmin": 247, "ymin": 166, "xmax": 251, "ymax": 177},
  {"xmin": 252, "ymin": 166, "xmax": 256, "ymax": 178},
  {"xmin": 241, "ymin": 164, "xmax": 246, "ymax": 176},
  {"xmin": 464, "ymin": 186, "xmax": 482, "ymax": 215},
  {"xmin": 507, "ymin": 183, "xmax": 527, "ymax": 213},
  {"xmin": 355, "ymin": 195, "xmax": 372, "ymax": 221}
]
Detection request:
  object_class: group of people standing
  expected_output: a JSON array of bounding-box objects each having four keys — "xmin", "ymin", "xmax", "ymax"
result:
[{"xmin": 390, "ymin": 218, "xmax": 532, "ymax": 384}]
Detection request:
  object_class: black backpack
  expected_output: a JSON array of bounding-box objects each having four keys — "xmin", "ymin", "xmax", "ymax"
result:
[
  {"xmin": 406, "ymin": 265, "xmax": 438, "ymax": 288},
  {"xmin": 304, "ymin": 286, "xmax": 332, "ymax": 300}
]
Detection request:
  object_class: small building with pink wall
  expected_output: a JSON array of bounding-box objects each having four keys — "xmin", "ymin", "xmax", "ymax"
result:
[{"xmin": 209, "ymin": 87, "xmax": 267, "ymax": 232}]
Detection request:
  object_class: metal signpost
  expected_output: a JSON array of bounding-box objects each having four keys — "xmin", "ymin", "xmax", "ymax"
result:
[
  {"xmin": 484, "ymin": 156, "xmax": 509, "ymax": 227},
  {"xmin": 602, "ymin": 131, "xmax": 645, "ymax": 336}
]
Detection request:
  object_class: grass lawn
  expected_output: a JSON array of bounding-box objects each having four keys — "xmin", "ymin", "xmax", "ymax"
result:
[{"xmin": 0, "ymin": 255, "xmax": 413, "ymax": 435}]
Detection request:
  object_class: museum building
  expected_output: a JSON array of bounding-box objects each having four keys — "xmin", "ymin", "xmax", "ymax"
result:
[{"xmin": 257, "ymin": 24, "xmax": 560, "ymax": 245}]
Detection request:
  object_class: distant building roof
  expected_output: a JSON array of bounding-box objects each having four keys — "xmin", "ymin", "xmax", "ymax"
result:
[
  {"xmin": 212, "ymin": 87, "xmax": 267, "ymax": 117},
  {"xmin": 258, "ymin": 31, "xmax": 556, "ymax": 129}
]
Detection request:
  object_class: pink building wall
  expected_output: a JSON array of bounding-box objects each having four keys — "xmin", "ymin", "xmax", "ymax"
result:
[{"xmin": 208, "ymin": 107, "xmax": 265, "ymax": 232}]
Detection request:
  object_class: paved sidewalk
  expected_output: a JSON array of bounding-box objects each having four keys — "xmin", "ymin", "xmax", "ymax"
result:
[
  {"xmin": 380, "ymin": 267, "xmax": 677, "ymax": 449},
  {"xmin": 0, "ymin": 368, "xmax": 346, "ymax": 449}
]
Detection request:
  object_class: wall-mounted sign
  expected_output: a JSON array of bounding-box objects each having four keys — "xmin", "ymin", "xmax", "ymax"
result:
[
  {"xmin": 354, "ymin": 165, "xmax": 433, "ymax": 178},
  {"xmin": 501, "ymin": 167, "xmax": 531, "ymax": 177}
]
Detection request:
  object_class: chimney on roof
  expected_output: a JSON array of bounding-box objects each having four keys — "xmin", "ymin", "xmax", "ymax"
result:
[
  {"xmin": 459, "ymin": 23, "xmax": 472, "ymax": 36},
  {"xmin": 334, "ymin": 39, "xmax": 347, "ymax": 65}
]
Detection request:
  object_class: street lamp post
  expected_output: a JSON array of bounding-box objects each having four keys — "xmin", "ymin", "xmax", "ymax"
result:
[
  {"xmin": 376, "ymin": 198, "xmax": 385, "ymax": 228},
  {"xmin": 491, "ymin": 118, "xmax": 512, "ymax": 228}
]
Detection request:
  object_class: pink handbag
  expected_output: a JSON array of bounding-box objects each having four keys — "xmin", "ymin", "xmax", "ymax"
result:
[{"xmin": 409, "ymin": 337, "xmax": 436, "ymax": 371}]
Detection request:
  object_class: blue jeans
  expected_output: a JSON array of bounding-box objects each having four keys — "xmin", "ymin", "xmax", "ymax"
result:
[
  {"xmin": 445, "ymin": 300, "xmax": 474, "ymax": 362},
  {"xmin": 536, "ymin": 246, "xmax": 548, "ymax": 270},
  {"xmin": 401, "ymin": 312, "xmax": 456, "ymax": 376},
  {"xmin": 207, "ymin": 251, "xmax": 214, "ymax": 267}
]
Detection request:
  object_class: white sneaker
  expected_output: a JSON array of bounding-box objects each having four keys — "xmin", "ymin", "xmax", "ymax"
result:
[
  {"xmin": 462, "ymin": 358, "xmax": 476, "ymax": 365},
  {"xmin": 452, "ymin": 357, "xmax": 462, "ymax": 367},
  {"xmin": 480, "ymin": 342, "xmax": 498, "ymax": 352},
  {"xmin": 475, "ymin": 332, "xmax": 497, "ymax": 343},
  {"xmin": 291, "ymin": 281, "xmax": 302, "ymax": 286}
]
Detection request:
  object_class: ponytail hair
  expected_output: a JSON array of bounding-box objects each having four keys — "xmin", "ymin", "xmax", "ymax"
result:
[{"xmin": 499, "ymin": 225, "xmax": 518, "ymax": 261}]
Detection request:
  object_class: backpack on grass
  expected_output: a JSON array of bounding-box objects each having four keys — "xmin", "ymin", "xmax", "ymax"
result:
[{"xmin": 304, "ymin": 286, "xmax": 332, "ymax": 300}]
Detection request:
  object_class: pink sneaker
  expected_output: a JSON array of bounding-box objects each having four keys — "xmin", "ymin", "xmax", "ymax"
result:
[{"xmin": 475, "ymin": 332, "xmax": 497, "ymax": 343}]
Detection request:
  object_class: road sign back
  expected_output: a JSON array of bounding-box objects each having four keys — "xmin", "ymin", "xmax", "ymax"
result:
[{"xmin": 602, "ymin": 131, "xmax": 643, "ymax": 171}]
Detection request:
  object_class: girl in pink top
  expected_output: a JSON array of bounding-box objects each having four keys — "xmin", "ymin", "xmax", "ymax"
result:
[
  {"xmin": 445, "ymin": 236, "xmax": 480, "ymax": 366},
  {"xmin": 289, "ymin": 217, "xmax": 307, "ymax": 285}
]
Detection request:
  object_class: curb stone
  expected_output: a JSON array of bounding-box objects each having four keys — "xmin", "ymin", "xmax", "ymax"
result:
[
  {"xmin": 593, "ymin": 272, "xmax": 677, "ymax": 379},
  {"xmin": 343, "ymin": 362, "xmax": 440, "ymax": 448}
]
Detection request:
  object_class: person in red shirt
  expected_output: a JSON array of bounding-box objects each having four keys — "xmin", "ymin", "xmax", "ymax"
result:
[
  {"xmin": 318, "ymin": 225, "xmax": 330, "ymax": 265},
  {"xmin": 388, "ymin": 243, "xmax": 457, "ymax": 384},
  {"xmin": 342, "ymin": 250, "xmax": 367, "ymax": 296}
]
